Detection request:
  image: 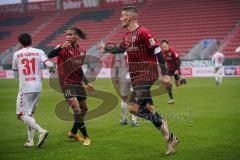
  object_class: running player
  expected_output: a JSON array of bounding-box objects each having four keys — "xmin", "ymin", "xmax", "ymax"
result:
[
  {"xmin": 161, "ymin": 40, "xmax": 186, "ymax": 104},
  {"xmin": 100, "ymin": 6, "xmax": 179, "ymax": 155}
]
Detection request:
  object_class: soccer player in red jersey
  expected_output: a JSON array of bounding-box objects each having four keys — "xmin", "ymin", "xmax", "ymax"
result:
[
  {"xmin": 48, "ymin": 27, "xmax": 95, "ymax": 145},
  {"xmin": 100, "ymin": 6, "xmax": 179, "ymax": 155},
  {"xmin": 161, "ymin": 40, "xmax": 186, "ymax": 104}
]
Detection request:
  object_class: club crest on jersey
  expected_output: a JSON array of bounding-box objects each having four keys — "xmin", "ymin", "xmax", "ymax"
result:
[
  {"xmin": 149, "ymin": 38, "xmax": 155, "ymax": 45},
  {"xmin": 132, "ymin": 36, "xmax": 137, "ymax": 42},
  {"xmin": 168, "ymin": 52, "xmax": 172, "ymax": 56}
]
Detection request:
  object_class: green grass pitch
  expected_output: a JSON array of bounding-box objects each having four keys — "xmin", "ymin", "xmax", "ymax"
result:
[{"xmin": 0, "ymin": 78, "xmax": 239, "ymax": 160}]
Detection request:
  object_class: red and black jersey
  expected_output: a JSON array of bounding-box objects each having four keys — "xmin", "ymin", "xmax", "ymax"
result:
[
  {"xmin": 162, "ymin": 47, "xmax": 181, "ymax": 71},
  {"xmin": 56, "ymin": 44, "xmax": 86, "ymax": 88},
  {"xmin": 121, "ymin": 26, "xmax": 159, "ymax": 85}
]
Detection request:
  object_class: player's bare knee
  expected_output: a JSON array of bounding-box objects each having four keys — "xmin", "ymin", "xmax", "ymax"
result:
[
  {"xmin": 68, "ymin": 100, "xmax": 80, "ymax": 113},
  {"xmin": 73, "ymin": 107, "xmax": 81, "ymax": 113},
  {"xmin": 67, "ymin": 98, "xmax": 79, "ymax": 107},
  {"xmin": 128, "ymin": 104, "xmax": 139, "ymax": 114},
  {"xmin": 146, "ymin": 104, "xmax": 155, "ymax": 113}
]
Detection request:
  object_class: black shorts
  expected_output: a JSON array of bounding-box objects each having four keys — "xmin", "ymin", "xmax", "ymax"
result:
[
  {"xmin": 169, "ymin": 70, "xmax": 180, "ymax": 81},
  {"xmin": 62, "ymin": 84, "xmax": 87, "ymax": 101},
  {"xmin": 129, "ymin": 81, "xmax": 154, "ymax": 106}
]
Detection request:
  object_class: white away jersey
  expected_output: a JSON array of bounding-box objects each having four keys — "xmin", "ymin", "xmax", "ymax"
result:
[
  {"xmin": 12, "ymin": 47, "xmax": 48, "ymax": 93},
  {"xmin": 212, "ymin": 51, "xmax": 224, "ymax": 67}
]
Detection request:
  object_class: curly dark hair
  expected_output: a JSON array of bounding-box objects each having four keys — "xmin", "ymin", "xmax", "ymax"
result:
[
  {"xmin": 18, "ymin": 33, "xmax": 32, "ymax": 47},
  {"xmin": 67, "ymin": 27, "xmax": 87, "ymax": 40}
]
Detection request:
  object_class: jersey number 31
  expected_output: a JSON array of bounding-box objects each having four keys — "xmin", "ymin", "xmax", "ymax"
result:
[{"xmin": 21, "ymin": 58, "xmax": 36, "ymax": 76}]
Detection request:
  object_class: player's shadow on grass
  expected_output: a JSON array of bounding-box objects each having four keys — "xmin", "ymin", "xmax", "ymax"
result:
[{"xmin": 54, "ymin": 89, "xmax": 118, "ymax": 121}]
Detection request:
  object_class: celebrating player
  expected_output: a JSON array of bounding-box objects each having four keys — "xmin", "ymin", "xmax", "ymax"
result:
[
  {"xmin": 48, "ymin": 27, "xmax": 95, "ymax": 145},
  {"xmin": 113, "ymin": 54, "xmax": 139, "ymax": 127},
  {"xmin": 161, "ymin": 40, "xmax": 186, "ymax": 104},
  {"xmin": 12, "ymin": 33, "xmax": 54, "ymax": 147},
  {"xmin": 211, "ymin": 42, "xmax": 224, "ymax": 85},
  {"xmin": 100, "ymin": 6, "xmax": 179, "ymax": 155}
]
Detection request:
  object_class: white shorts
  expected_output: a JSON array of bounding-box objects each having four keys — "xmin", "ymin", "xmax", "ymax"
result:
[
  {"xmin": 120, "ymin": 81, "xmax": 132, "ymax": 97},
  {"xmin": 16, "ymin": 92, "xmax": 41, "ymax": 115}
]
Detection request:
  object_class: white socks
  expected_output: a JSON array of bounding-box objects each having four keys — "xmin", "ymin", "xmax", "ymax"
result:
[
  {"xmin": 219, "ymin": 74, "xmax": 223, "ymax": 84},
  {"xmin": 215, "ymin": 69, "xmax": 223, "ymax": 84},
  {"xmin": 27, "ymin": 116, "xmax": 35, "ymax": 142},
  {"xmin": 121, "ymin": 100, "xmax": 128, "ymax": 120},
  {"xmin": 27, "ymin": 127, "xmax": 35, "ymax": 142},
  {"xmin": 121, "ymin": 100, "xmax": 138, "ymax": 124},
  {"xmin": 215, "ymin": 73, "xmax": 219, "ymax": 82},
  {"xmin": 131, "ymin": 114, "xmax": 137, "ymax": 123},
  {"xmin": 21, "ymin": 115, "xmax": 44, "ymax": 134},
  {"xmin": 215, "ymin": 73, "xmax": 223, "ymax": 84}
]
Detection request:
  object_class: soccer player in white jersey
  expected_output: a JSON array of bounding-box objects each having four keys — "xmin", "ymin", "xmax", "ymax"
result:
[
  {"xmin": 12, "ymin": 33, "xmax": 54, "ymax": 147},
  {"xmin": 212, "ymin": 48, "xmax": 224, "ymax": 85},
  {"xmin": 114, "ymin": 54, "xmax": 138, "ymax": 127}
]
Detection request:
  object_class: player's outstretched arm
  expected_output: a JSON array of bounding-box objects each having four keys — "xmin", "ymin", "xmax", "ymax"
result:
[{"xmin": 99, "ymin": 41, "xmax": 126, "ymax": 54}]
